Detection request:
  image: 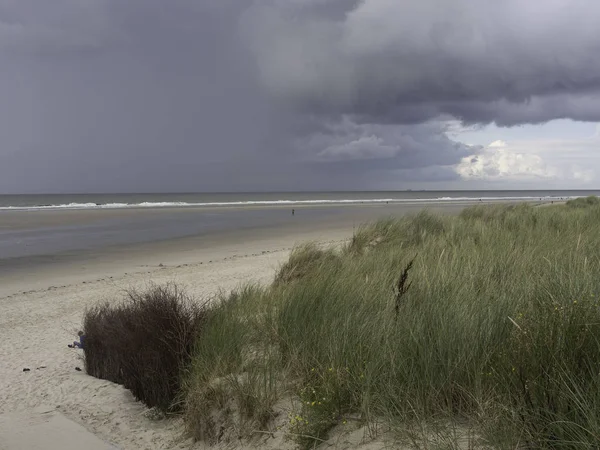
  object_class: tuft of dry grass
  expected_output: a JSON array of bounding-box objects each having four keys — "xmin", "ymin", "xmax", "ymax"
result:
[{"xmin": 83, "ymin": 283, "xmax": 206, "ymax": 412}]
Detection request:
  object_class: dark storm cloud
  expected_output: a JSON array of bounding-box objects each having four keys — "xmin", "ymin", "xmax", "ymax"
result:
[
  {"xmin": 244, "ymin": 0, "xmax": 600, "ymax": 124},
  {"xmin": 0, "ymin": 0, "xmax": 289, "ymax": 192},
  {"xmin": 1, "ymin": 0, "xmax": 599, "ymax": 192},
  {"xmin": 0, "ymin": 0, "xmax": 119, "ymax": 57}
]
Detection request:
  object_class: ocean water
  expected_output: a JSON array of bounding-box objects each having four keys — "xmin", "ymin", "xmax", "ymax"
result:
[
  {"xmin": 0, "ymin": 190, "xmax": 595, "ymax": 210},
  {"xmin": 0, "ymin": 191, "xmax": 597, "ymax": 264}
]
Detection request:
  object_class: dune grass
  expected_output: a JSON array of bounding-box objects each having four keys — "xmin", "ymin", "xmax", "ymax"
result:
[
  {"xmin": 566, "ymin": 195, "xmax": 600, "ymax": 208},
  {"xmin": 183, "ymin": 201, "xmax": 600, "ymax": 448}
]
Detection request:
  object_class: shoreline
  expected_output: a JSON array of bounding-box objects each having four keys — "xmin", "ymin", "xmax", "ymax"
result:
[
  {"xmin": 0, "ymin": 197, "xmax": 551, "ymax": 229},
  {"xmin": 0, "ymin": 201, "xmax": 491, "ymax": 298},
  {"xmin": 0, "ymin": 192, "xmax": 575, "ymax": 212}
]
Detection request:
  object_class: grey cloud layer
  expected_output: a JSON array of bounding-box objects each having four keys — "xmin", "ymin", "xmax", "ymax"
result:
[
  {"xmin": 0, "ymin": 0, "xmax": 598, "ymax": 192},
  {"xmin": 245, "ymin": 0, "xmax": 600, "ymax": 124},
  {"xmin": 299, "ymin": 118, "xmax": 474, "ymax": 167}
]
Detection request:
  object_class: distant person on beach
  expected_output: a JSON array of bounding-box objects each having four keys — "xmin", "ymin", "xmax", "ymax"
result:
[
  {"xmin": 68, "ymin": 331, "xmax": 85, "ymax": 349},
  {"xmin": 292, "ymin": 209, "xmax": 295, "ymax": 216}
]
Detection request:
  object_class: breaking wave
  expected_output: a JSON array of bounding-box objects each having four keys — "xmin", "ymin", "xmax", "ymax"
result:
[{"xmin": 0, "ymin": 196, "xmax": 575, "ymax": 211}]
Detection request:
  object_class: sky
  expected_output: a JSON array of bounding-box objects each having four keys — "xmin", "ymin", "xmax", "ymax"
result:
[{"xmin": 1, "ymin": 0, "xmax": 600, "ymax": 193}]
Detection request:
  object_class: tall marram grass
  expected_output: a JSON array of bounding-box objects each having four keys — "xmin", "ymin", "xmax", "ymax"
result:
[
  {"xmin": 185, "ymin": 201, "xmax": 600, "ymax": 448},
  {"xmin": 566, "ymin": 195, "xmax": 600, "ymax": 208}
]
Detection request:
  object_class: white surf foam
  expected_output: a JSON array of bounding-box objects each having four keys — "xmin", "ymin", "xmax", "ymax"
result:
[{"xmin": 0, "ymin": 196, "xmax": 578, "ymax": 211}]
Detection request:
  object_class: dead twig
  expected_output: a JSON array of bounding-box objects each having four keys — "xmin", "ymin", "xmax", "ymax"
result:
[{"xmin": 394, "ymin": 257, "xmax": 416, "ymax": 317}]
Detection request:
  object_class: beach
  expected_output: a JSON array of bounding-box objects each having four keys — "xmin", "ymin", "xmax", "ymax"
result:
[
  {"xmin": 0, "ymin": 200, "xmax": 554, "ymax": 449},
  {"xmin": 1, "ymin": 239, "xmax": 298, "ymax": 449}
]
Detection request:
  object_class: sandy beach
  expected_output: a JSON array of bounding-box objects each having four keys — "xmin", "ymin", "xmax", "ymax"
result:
[
  {"xmin": 0, "ymin": 224, "xmax": 351, "ymax": 449},
  {"xmin": 0, "ymin": 201, "xmax": 548, "ymax": 449}
]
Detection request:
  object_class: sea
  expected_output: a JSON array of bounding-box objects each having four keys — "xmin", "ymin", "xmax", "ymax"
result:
[
  {"xmin": 0, "ymin": 191, "xmax": 597, "ymax": 264},
  {"xmin": 0, "ymin": 190, "xmax": 595, "ymax": 210}
]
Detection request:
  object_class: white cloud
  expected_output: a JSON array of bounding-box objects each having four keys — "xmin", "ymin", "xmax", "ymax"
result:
[
  {"xmin": 453, "ymin": 126, "xmax": 600, "ymax": 186},
  {"xmin": 456, "ymin": 144, "xmax": 558, "ymax": 181},
  {"xmin": 570, "ymin": 165, "xmax": 595, "ymax": 183},
  {"xmin": 488, "ymin": 140, "xmax": 507, "ymax": 148},
  {"xmin": 455, "ymin": 139, "xmax": 598, "ymax": 183}
]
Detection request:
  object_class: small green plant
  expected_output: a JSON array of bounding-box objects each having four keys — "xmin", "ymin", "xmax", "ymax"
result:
[{"xmin": 291, "ymin": 365, "xmax": 356, "ymax": 449}]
